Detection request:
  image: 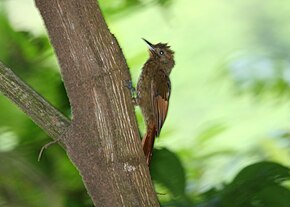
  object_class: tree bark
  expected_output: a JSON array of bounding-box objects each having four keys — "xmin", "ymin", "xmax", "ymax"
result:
[
  {"xmin": 32, "ymin": 0, "xmax": 159, "ymax": 206},
  {"xmin": 0, "ymin": 62, "xmax": 70, "ymax": 140}
]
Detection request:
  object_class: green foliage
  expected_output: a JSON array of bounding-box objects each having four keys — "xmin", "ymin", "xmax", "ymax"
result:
[
  {"xmin": 151, "ymin": 158, "xmax": 290, "ymax": 206},
  {"xmin": 0, "ymin": 13, "xmax": 70, "ymax": 137},
  {"xmin": 224, "ymin": 53, "xmax": 290, "ymax": 98},
  {"xmin": 195, "ymin": 123, "xmax": 228, "ymax": 145},
  {"xmin": 0, "ymin": 12, "xmax": 86, "ymax": 207},
  {"xmin": 198, "ymin": 162, "xmax": 290, "ymax": 207},
  {"xmin": 151, "ymin": 148, "xmax": 186, "ymax": 197},
  {"xmin": 1, "ymin": 0, "xmax": 290, "ymax": 206},
  {"xmin": 0, "ymin": 14, "xmax": 50, "ymax": 73},
  {"xmin": 220, "ymin": 1, "xmax": 290, "ymax": 100},
  {"xmin": 99, "ymin": 0, "xmax": 173, "ymax": 17}
]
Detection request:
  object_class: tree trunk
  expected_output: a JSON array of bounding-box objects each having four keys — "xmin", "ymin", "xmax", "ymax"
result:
[{"xmin": 0, "ymin": 0, "xmax": 159, "ymax": 206}]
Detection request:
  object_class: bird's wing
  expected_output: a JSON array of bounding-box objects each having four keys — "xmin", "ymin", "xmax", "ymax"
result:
[{"xmin": 151, "ymin": 72, "xmax": 171, "ymax": 136}]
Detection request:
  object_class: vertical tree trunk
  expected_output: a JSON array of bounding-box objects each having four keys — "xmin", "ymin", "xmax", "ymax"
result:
[{"xmin": 33, "ymin": 0, "xmax": 159, "ymax": 206}]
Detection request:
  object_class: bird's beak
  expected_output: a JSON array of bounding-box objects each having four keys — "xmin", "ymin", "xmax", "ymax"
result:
[{"xmin": 142, "ymin": 38, "xmax": 155, "ymax": 52}]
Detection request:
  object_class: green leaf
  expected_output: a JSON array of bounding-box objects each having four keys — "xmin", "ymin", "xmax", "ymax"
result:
[
  {"xmin": 221, "ymin": 161, "xmax": 290, "ymax": 207},
  {"xmin": 231, "ymin": 161, "xmax": 290, "ymax": 186},
  {"xmin": 150, "ymin": 148, "xmax": 186, "ymax": 197},
  {"xmin": 255, "ymin": 185, "xmax": 290, "ymax": 207}
]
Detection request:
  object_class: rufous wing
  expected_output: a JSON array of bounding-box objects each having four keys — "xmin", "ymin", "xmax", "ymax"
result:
[
  {"xmin": 142, "ymin": 72, "xmax": 171, "ymax": 166},
  {"xmin": 151, "ymin": 73, "xmax": 171, "ymax": 136}
]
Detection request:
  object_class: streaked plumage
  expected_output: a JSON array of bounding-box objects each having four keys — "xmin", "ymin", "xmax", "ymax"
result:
[{"xmin": 137, "ymin": 39, "xmax": 175, "ymax": 165}]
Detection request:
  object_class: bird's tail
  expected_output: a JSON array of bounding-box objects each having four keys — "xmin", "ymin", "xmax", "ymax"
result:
[{"xmin": 142, "ymin": 123, "xmax": 157, "ymax": 166}]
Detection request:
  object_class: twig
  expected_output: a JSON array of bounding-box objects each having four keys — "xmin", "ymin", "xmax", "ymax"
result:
[{"xmin": 38, "ymin": 139, "xmax": 60, "ymax": 161}]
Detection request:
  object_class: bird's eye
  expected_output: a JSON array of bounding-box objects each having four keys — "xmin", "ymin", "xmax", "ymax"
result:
[{"xmin": 159, "ymin": 50, "xmax": 164, "ymax": 55}]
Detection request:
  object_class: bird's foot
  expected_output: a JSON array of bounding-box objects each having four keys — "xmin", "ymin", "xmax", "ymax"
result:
[
  {"xmin": 124, "ymin": 80, "xmax": 135, "ymax": 93},
  {"xmin": 124, "ymin": 80, "xmax": 138, "ymax": 106}
]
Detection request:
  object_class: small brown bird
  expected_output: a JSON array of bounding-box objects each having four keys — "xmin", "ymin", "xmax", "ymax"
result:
[{"xmin": 136, "ymin": 39, "xmax": 175, "ymax": 165}]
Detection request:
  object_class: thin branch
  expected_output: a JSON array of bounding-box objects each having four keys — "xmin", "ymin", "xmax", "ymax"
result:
[
  {"xmin": 38, "ymin": 139, "xmax": 59, "ymax": 161},
  {"xmin": 0, "ymin": 61, "xmax": 70, "ymax": 140}
]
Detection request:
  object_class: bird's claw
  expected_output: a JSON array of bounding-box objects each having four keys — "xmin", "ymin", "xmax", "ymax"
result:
[
  {"xmin": 124, "ymin": 80, "xmax": 136, "ymax": 94},
  {"xmin": 124, "ymin": 80, "xmax": 138, "ymax": 105}
]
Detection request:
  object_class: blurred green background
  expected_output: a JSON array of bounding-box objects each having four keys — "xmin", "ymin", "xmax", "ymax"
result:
[{"xmin": 0, "ymin": 0, "xmax": 290, "ymax": 206}]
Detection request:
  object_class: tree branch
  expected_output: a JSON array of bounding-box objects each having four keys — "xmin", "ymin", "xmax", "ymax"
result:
[{"xmin": 0, "ymin": 61, "xmax": 70, "ymax": 140}]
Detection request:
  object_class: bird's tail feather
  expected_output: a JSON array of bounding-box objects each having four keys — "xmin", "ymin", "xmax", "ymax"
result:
[{"xmin": 142, "ymin": 124, "xmax": 157, "ymax": 166}]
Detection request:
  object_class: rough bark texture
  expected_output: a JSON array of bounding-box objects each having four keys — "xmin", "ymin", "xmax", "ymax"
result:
[
  {"xmin": 34, "ymin": 0, "xmax": 159, "ymax": 206},
  {"xmin": 0, "ymin": 62, "xmax": 70, "ymax": 139}
]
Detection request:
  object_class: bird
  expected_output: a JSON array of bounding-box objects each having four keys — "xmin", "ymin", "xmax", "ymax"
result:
[{"xmin": 135, "ymin": 38, "xmax": 175, "ymax": 165}]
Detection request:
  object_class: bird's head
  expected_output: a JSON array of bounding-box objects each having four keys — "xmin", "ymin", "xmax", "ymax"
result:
[{"xmin": 143, "ymin": 38, "xmax": 175, "ymax": 71}]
